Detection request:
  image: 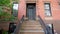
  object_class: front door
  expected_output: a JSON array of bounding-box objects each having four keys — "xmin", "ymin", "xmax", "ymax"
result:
[{"xmin": 26, "ymin": 3, "xmax": 36, "ymax": 20}]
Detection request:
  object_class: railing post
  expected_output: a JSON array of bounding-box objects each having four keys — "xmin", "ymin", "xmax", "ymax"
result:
[
  {"xmin": 52, "ymin": 24, "xmax": 54, "ymax": 34},
  {"xmin": 47, "ymin": 24, "xmax": 54, "ymax": 34}
]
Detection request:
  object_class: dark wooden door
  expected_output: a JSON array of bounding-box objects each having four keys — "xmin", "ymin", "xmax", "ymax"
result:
[{"xmin": 26, "ymin": 3, "xmax": 36, "ymax": 20}]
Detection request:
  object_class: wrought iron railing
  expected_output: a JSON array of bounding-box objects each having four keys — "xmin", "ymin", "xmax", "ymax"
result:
[
  {"xmin": 38, "ymin": 15, "xmax": 54, "ymax": 34},
  {"xmin": 13, "ymin": 15, "xmax": 24, "ymax": 34}
]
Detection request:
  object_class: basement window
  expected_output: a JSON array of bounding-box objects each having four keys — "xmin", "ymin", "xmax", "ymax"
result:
[{"xmin": 44, "ymin": 3, "xmax": 52, "ymax": 17}]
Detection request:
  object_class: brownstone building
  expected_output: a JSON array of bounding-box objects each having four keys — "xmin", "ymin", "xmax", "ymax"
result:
[
  {"xmin": 16, "ymin": 0, "xmax": 60, "ymax": 34},
  {"xmin": 0, "ymin": 0, "xmax": 60, "ymax": 34}
]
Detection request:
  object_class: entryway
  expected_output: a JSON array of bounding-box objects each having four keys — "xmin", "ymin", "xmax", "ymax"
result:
[{"xmin": 26, "ymin": 3, "xmax": 36, "ymax": 20}]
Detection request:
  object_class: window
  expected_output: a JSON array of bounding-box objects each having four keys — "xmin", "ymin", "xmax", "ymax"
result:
[
  {"xmin": 44, "ymin": 3, "xmax": 52, "ymax": 16},
  {"xmin": 12, "ymin": 2, "xmax": 18, "ymax": 17}
]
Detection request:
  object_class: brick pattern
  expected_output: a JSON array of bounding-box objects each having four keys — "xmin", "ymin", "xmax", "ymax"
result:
[
  {"xmin": 18, "ymin": 0, "xmax": 60, "ymax": 20},
  {"xmin": 18, "ymin": 0, "xmax": 60, "ymax": 34}
]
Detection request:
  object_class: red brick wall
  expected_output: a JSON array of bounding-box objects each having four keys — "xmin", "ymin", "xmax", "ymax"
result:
[
  {"xmin": 17, "ymin": 0, "xmax": 60, "ymax": 34},
  {"xmin": 18, "ymin": 0, "xmax": 26, "ymax": 20},
  {"xmin": 18, "ymin": 0, "xmax": 60, "ymax": 20}
]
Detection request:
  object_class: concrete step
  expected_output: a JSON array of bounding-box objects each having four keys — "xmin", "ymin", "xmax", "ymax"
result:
[
  {"xmin": 20, "ymin": 29, "xmax": 44, "ymax": 32},
  {"xmin": 21, "ymin": 26, "xmax": 42, "ymax": 30},
  {"xmin": 24, "ymin": 17, "xmax": 39, "ymax": 21},
  {"xmin": 22, "ymin": 24, "xmax": 41, "ymax": 26},
  {"xmin": 22, "ymin": 21, "xmax": 40, "ymax": 25},
  {"xmin": 23, "ymin": 20, "xmax": 39, "ymax": 22},
  {"xmin": 19, "ymin": 20, "xmax": 44, "ymax": 34},
  {"xmin": 19, "ymin": 32, "xmax": 44, "ymax": 34},
  {"xmin": 25, "ymin": 21, "xmax": 39, "ymax": 23},
  {"xmin": 19, "ymin": 29, "xmax": 44, "ymax": 34},
  {"xmin": 21, "ymin": 23, "xmax": 41, "ymax": 25},
  {"xmin": 21, "ymin": 25, "xmax": 41, "ymax": 27}
]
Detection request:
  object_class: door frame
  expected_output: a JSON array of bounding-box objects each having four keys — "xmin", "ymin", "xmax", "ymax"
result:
[{"xmin": 26, "ymin": 3, "xmax": 36, "ymax": 20}]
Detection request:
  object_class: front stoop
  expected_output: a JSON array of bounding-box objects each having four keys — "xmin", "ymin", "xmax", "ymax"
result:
[{"xmin": 18, "ymin": 20, "xmax": 45, "ymax": 34}]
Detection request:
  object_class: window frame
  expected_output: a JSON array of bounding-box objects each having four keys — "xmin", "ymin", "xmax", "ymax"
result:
[
  {"xmin": 12, "ymin": 2, "xmax": 18, "ymax": 17},
  {"xmin": 44, "ymin": 3, "xmax": 52, "ymax": 17}
]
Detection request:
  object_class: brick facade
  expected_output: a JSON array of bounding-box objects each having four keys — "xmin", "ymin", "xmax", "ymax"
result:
[
  {"xmin": 18, "ymin": 0, "xmax": 60, "ymax": 34},
  {"xmin": 18, "ymin": 0, "xmax": 60, "ymax": 20},
  {"xmin": 0, "ymin": 0, "xmax": 60, "ymax": 34}
]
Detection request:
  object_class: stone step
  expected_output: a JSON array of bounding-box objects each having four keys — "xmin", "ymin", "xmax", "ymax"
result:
[
  {"xmin": 22, "ymin": 22, "xmax": 40, "ymax": 25},
  {"xmin": 21, "ymin": 25, "xmax": 41, "ymax": 27},
  {"xmin": 21, "ymin": 28, "xmax": 42, "ymax": 30},
  {"xmin": 24, "ymin": 17, "xmax": 39, "ymax": 21},
  {"xmin": 22, "ymin": 21, "xmax": 39, "ymax": 24},
  {"xmin": 22, "ymin": 24, "xmax": 39, "ymax": 25},
  {"xmin": 21, "ymin": 26, "xmax": 42, "ymax": 30},
  {"xmin": 20, "ymin": 30, "xmax": 44, "ymax": 32},
  {"xmin": 23, "ymin": 20, "xmax": 39, "ymax": 22},
  {"xmin": 19, "ymin": 32, "xmax": 44, "ymax": 34},
  {"xmin": 22, "ymin": 23, "xmax": 40, "ymax": 25},
  {"xmin": 24, "ymin": 21, "xmax": 39, "ymax": 23}
]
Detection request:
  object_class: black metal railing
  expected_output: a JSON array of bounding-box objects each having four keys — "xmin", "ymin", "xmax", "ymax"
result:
[
  {"xmin": 13, "ymin": 15, "xmax": 24, "ymax": 34},
  {"xmin": 52, "ymin": 24, "xmax": 54, "ymax": 34},
  {"xmin": 38, "ymin": 15, "xmax": 54, "ymax": 34}
]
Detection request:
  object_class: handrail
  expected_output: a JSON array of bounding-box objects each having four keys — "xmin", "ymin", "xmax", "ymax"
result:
[
  {"xmin": 13, "ymin": 15, "xmax": 24, "ymax": 34},
  {"xmin": 38, "ymin": 15, "xmax": 47, "ymax": 34},
  {"xmin": 38, "ymin": 15, "xmax": 54, "ymax": 34}
]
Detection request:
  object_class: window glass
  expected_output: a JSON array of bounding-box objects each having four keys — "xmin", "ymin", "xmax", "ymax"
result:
[
  {"xmin": 44, "ymin": 4, "xmax": 50, "ymax": 9},
  {"xmin": 13, "ymin": 4, "xmax": 18, "ymax": 10},
  {"xmin": 12, "ymin": 3, "xmax": 18, "ymax": 17},
  {"xmin": 44, "ymin": 3, "xmax": 52, "ymax": 16}
]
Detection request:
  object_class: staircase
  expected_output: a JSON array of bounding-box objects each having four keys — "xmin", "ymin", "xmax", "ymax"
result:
[
  {"xmin": 19, "ymin": 20, "xmax": 45, "ymax": 34},
  {"xmin": 13, "ymin": 16, "xmax": 55, "ymax": 34}
]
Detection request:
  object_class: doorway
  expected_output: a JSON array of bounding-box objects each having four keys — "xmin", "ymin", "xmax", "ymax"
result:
[{"xmin": 26, "ymin": 3, "xmax": 36, "ymax": 20}]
